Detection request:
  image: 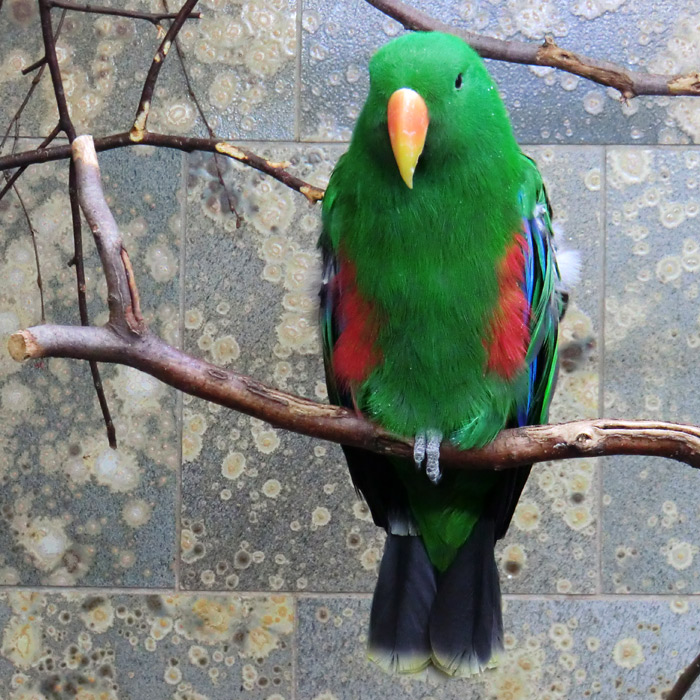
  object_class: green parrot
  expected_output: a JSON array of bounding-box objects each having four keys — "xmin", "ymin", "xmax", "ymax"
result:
[{"xmin": 319, "ymin": 31, "xmax": 574, "ymax": 676}]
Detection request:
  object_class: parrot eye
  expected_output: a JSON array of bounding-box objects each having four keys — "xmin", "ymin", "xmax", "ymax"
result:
[{"xmin": 455, "ymin": 73, "xmax": 463, "ymax": 90}]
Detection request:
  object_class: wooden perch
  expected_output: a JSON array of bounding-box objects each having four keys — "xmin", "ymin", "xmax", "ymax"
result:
[{"xmin": 8, "ymin": 135, "xmax": 700, "ymax": 475}]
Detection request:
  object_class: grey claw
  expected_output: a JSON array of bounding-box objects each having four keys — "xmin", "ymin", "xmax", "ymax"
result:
[
  {"xmin": 413, "ymin": 432, "xmax": 426, "ymax": 469},
  {"xmin": 425, "ymin": 430, "xmax": 443, "ymax": 484}
]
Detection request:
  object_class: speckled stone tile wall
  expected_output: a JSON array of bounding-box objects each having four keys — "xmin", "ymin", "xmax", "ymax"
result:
[
  {"xmin": 498, "ymin": 146, "xmax": 603, "ymax": 596},
  {"xmin": 301, "ymin": 0, "xmax": 700, "ymax": 144},
  {"xmin": 0, "ymin": 591, "xmax": 294, "ymax": 697},
  {"xmin": 296, "ymin": 596, "xmax": 700, "ymax": 699},
  {"xmin": 2, "ymin": 0, "xmax": 700, "ymax": 698},
  {"xmin": 0, "ymin": 140, "xmax": 181, "ymax": 588},
  {"xmin": 1, "ymin": 0, "xmax": 297, "ymax": 139},
  {"xmin": 181, "ymin": 144, "xmax": 388, "ymax": 594},
  {"xmin": 602, "ymin": 147, "xmax": 700, "ymax": 595}
]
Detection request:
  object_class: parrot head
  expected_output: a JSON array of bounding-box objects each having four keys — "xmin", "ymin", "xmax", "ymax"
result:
[{"xmin": 354, "ymin": 31, "xmax": 515, "ymax": 189}]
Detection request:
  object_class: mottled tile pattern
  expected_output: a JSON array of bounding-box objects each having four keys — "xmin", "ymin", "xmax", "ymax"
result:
[
  {"xmin": 2, "ymin": 0, "xmax": 700, "ymax": 694},
  {"xmin": 149, "ymin": 0, "xmax": 297, "ymax": 140},
  {"xmin": 0, "ymin": 141, "xmax": 181, "ymax": 586},
  {"xmin": 0, "ymin": 591, "xmax": 293, "ymax": 698},
  {"xmin": 301, "ymin": 0, "xmax": 700, "ymax": 144},
  {"xmin": 499, "ymin": 146, "xmax": 603, "ymax": 594},
  {"xmin": 182, "ymin": 144, "xmax": 387, "ymax": 593},
  {"xmin": 297, "ymin": 596, "xmax": 700, "ymax": 699},
  {"xmin": 603, "ymin": 147, "xmax": 700, "ymax": 593},
  {"xmin": 0, "ymin": 0, "xmax": 296, "ymax": 139}
]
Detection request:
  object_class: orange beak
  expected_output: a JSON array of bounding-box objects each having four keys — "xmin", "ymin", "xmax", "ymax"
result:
[{"xmin": 387, "ymin": 88, "xmax": 429, "ymax": 189}]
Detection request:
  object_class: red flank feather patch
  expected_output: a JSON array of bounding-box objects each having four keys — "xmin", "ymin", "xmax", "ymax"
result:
[
  {"xmin": 333, "ymin": 257, "xmax": 383, "ymax": 386},
  {"xmin": 485, "ymin": 235, "xmax": 530, "ymax": 380}
]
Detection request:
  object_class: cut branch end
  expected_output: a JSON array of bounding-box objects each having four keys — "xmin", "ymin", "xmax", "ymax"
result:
[
  {"xmin": 72, "ymin": 135, "xmax": 99, "ymax": 165},
  {"xmin": 8, "ymin": 330, "xmax": 41, "ymax": 362}
]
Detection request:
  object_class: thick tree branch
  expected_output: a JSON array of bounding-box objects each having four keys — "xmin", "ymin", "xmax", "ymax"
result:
[
  {"xmin": 72, "ymin": 137, "xmax": 145, "ymax": 335},
  {"xmin": 366, "ymin": 0, "xmax": 700, "ymax": 100},
  {"xmin": 10, "ymin": 322, "xmax": 700, "ymax": 471},
  {"xmin": 39, "ymin": 0, "xmax": 116, "ymax": 446},
  {"xmin": 0, "ymin": 132, "xmax": 325, "ymax": 202},
  {"xmin": 7, "ymin": 136, "xmax": 700, "ymax": 475}
]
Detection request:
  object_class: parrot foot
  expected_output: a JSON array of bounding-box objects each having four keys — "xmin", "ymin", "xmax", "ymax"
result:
[
  {"xmin": 425, "ymin": 430, "xmax": 443, "ymax": 484},
  {"xmin": 413, "ymin": 430, "xmax": 442, "ymax": 484}
]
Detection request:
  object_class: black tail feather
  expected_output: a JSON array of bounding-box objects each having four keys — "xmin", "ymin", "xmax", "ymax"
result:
[
  {"xmin": 368, "ymin": 534, "xmax": 437, "ymax": 674},
  {"xmin": 428, "ymin": 516, "xmax": 503, "ymax": 676}
]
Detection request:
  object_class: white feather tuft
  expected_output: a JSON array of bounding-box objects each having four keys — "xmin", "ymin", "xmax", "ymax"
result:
[
  {"xmin": 555, "ymin": 247, "xmax": 582, "ymax": 291},
  {"xmin": 301, "ymin": 251, "xmax": 325, "ymax": 299},
  {"xmin": 551, "ymin": 223, "xmax": 581, "ymax": 291}
]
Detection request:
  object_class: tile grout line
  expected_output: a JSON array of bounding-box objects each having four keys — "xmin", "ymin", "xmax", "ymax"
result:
[
  {"xmin": 174, "ymin": 150, "xmax": 188, "ymax": 594},
  {"xmin": 596, "ymin": 145, "xmax": 608, "ymax": 598},
  {"xmin": 0, "ymin": 586, "xmax": 183, "ymax": 595},
  {"xmin": 292, "ymin": 0, "xmax": 302, "ymax": 691},
  {"xmin": 291, "ymin": 593, "xmax": 298, "ymax": 700},
  {"xmin": 10, "ymin": 138, "xmax": 700, "ymax": 148},
  {"xmin": 1, "ymin": 586, "xmax": 698, "ymax": 600},
  {"xmin": 294, "ymin": 0, "xmax": 303, "ymax": 143}
]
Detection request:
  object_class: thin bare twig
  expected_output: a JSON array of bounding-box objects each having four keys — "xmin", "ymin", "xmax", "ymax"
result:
[
  {"xmin": 365, "ymin": 0, "xmax": 700, "ymax": 100},
  {"xmin": 39, "ymin": 0, "xmax": 116, "ymax": 447},
  {"xmin": 162, "ymin": 0, "xmax": 242, "ymax": 225},
  {"xmin": 0, "ymin": 9, "xmax": 66, "ymax": 152},
  {"xmin": 39, "ymin": 0, "xmax": 75, "ymax": 140},
  {"xmin": 0, "ymin": 123, "xmax": 61, "ymax": 204},
  {"xmin": 10, "ymin": 186, "xmax": 45, "ymax": 324},
  {"xmin": 667, "ymin": 650, "xmax": 700, "ymax": 700},
  {"xmin": 48, "ymin": 1, "xmax": 201, "ymax": 25},
  {"xmin": 0, "ymin": 131, "xmax": 325, "ymax": 202},
  {"xmin": 130, "ymin": 0, "xmax": 201, "ymax": 141},
  {"xmin": 21, "ymin": 56, "xmax": 48, "ymax": 75},
  {"xmin": 5, "ymin": 130, "xmax": 46, "ymax": 324}
]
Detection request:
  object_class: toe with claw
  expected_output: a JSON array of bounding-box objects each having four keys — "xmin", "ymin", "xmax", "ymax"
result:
[
  {"xmin": 413, "ymin": 432, "xmax": 426, "ymax": 470},
  {"xmin": 425, "ymin": 429, "xmax": 443, "ymax": 484}
]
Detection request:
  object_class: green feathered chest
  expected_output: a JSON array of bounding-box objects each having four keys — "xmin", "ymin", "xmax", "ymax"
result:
[{"xmin": 325, "ymin": 151, "xmax": 527, "ymax": 446}]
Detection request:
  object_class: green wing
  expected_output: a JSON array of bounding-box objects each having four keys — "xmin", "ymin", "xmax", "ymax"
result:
[{"xmin": 491, "ymin": 153, "xmax": 566, "ymax": 541}]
